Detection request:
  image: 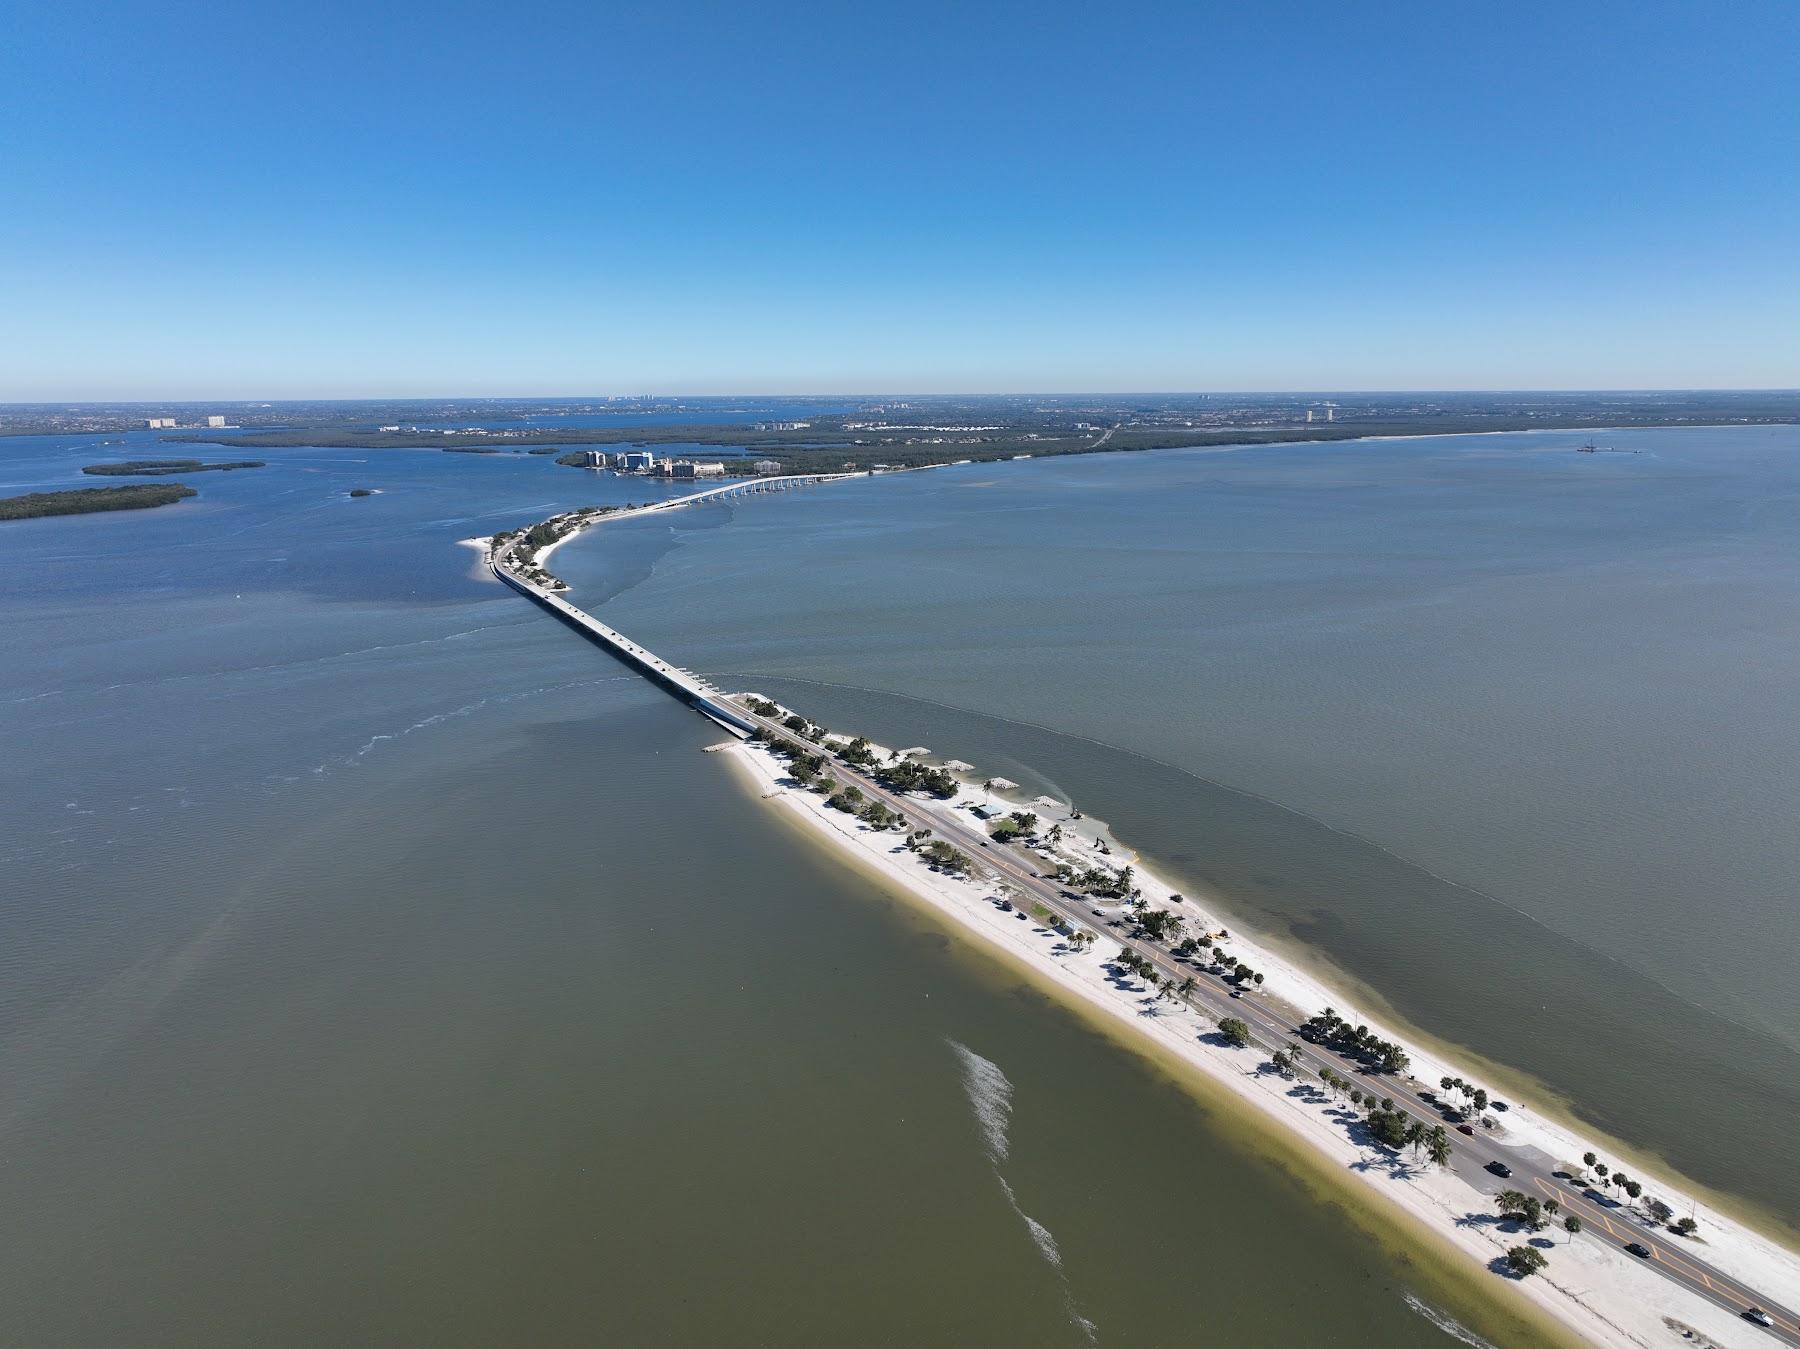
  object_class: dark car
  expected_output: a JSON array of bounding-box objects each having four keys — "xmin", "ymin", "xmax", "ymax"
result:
[
  {"xmin": 1485, "ymin": 1161, "xmax": 1512, "ymax": 1178},
  {"xmin": 997, "ymin": 899, "xmax": 1013, "ymax": 912},
  {"xmin": 1456, "ymin": 1124, "xmax": 1475, "ymax": 1136},
  {"xmin": 1491, "ymin": 1100, "xmax": 1510, "ymax": 1112},
  {"xmin": 1624, "ymin": 1242, "xmax": 1652, "ymax": 1259}
]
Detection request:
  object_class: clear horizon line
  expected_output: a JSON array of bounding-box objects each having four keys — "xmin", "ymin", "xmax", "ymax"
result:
[{"xmin": 6, "ymin": 385, "xmax": 1800, "ymax": 407}]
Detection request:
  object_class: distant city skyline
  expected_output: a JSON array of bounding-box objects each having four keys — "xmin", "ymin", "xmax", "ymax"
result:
[{"xmin": 3, "ymin": 1, "xmax": 1796, "ymax": 399}]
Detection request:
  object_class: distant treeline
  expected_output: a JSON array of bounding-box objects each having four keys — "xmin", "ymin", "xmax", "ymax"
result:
[
  {"xmin": 0, "ymin": 484, "xmax": 197, "ymax": 520},
  {"xmin": 164, "ymin": 400, "xmax": 1800, "ymax": 477},
  {"xmin": 82, "ymin": 458, "xmax": 265, "ymax": 476}
]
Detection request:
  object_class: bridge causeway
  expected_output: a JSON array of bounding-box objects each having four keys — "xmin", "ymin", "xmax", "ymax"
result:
[{"xmin": 488, "ymin": 471, "xmax": 860, "ymax": 734}]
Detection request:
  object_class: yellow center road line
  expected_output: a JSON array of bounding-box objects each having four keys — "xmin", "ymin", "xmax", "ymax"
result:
[
  {"xmin": 767, "ymin": 723, "xmax": 1800, "ymax": 1342},
  {"xmin": 1528, "ymin": 1176, "xmax": 1792, "ymax": 1324}
]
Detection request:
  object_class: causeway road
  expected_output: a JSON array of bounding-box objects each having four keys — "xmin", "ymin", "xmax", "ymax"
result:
[{"xmin": 720, "ymin": 695, "xmax": 1800, "ymax": 1345}]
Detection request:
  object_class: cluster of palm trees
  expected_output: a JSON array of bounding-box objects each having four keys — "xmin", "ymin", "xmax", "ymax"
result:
[
  {"xmin": 1314, "ymin": 1069, "xmax": 1454, "ymax": 1165},
  {"xmin": 1053, "ymin": 861, "xmax": 1138, "ymax": 899},
  {"xmin": 1493, "ymin": 1189, "xmax": 1582, "ymax": 1261},
  {"xmin": 988, "ymin": 810, "xmax": 1039, "ymax": 842},
  {"xmin": 1578, "ymin": 1151, "xmax": 1690, "ymax": 1232},
  {"xmin": 873, "ymin": 756, "xmax": 959, "ymax": 798},
  {"xmin": 1107, "ymin": 945, "xmax": 1199, "ymax": 1005},
  {"xmin": 1134, "ymin": 907, "xmax": 1185, "ymax": 943},
  {"xmin": 1494, "ymin": 1188, "xmax": 1562, "ymax": 1231},
  {"xmin": 1436, "ymin": 1075, "xmax": 1490, "ymax": 1118},
  {"xmin": 1300, "ymin": 1007, "xmax": 1411, "ymax": 1075}
]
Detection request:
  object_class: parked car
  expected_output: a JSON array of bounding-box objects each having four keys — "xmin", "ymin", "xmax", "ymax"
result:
[
  {"xmin": 1625, "ymin": 1242, "xmax": 1652, "ymax": 1259},
  {"xmin": 1456, "ymin": 1124, "xmax": 1475, "ymax": 1136},
  {"xmin": 1491, "ymin": 1100, "xmax": 1510, "ymax": 1111}
]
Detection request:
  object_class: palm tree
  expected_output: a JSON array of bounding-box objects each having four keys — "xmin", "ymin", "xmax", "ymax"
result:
[
  {"xmin": 1564, "ymin": 1216, "xmax": 1581, "ymax": 1242},
  {"xmin": 1177, "ymin": 975, "xmax": 1197, "ymax": 1001},
  {"xmin": 1404, "ymin": 1119, "xmax": 1428, "ymax": 1159},
  {"xmin": 1427, "ymin": 1127, "xmax": 1452, "ymax": 1169}
]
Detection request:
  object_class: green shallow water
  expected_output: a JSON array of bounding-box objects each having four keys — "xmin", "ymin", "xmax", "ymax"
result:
[{"xmin": 0, "ymin": 429, "xmax": 1542, "ymax": 1345}]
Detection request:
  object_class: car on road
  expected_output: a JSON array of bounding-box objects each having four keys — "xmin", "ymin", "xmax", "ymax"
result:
[
  {"xmin": 1624, "ymin": 1242, "xmax": 1652, "ymax": 1259},
  {"xmin": 1456, "ymin": 1124, "xmax": 1475, "ymax": 1136},
  {"xmin": 1091, "ymin": 908, "xmax": 1104, "ymax": 917},
  {"xmin": 1485, "ymin": 1161, "xmax": 1512, "ymax": 1178},
  {"xmin": 1745, "ymin": 1309, "xmax": 1775, "ymax": 1327}
]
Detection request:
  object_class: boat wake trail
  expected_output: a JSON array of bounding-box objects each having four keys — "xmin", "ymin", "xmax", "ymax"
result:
[
  {"xmin": 1402, "ymin": 1293, "xmax": 1497, "ymax": 1348},
  {"xmin": 949, "ymin": 1040, "xmax": 1097, "ymax": 1344}
]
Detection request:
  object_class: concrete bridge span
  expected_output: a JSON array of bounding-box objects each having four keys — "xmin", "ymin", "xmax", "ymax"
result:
[{"xmin": 489, "ymin": 470, "xmax": 865, "ymax": 734}]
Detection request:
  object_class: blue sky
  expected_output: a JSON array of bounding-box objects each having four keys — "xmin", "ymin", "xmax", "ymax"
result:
[{"xmin": 3, "ymin": 0, "xmax": 1796, "ymax": 397}]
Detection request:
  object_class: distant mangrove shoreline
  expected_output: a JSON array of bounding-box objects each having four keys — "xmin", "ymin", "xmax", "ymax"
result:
[
  {"xmin": 81, "ymin": 458, "xmax": 265, "ymax": 476},
  {"xmin": 0, "ymin": 483, "xmax": 198, "ymax": 520},
  {"xmin": 161, "ymin": 408, "xmax": 1800, "ymax": 477}
]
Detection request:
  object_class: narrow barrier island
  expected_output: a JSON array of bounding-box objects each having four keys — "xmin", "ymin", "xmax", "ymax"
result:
[
  {"xmin": 482, "ymin": 478, "xmax": 1800, "ymax": 1349},
  {"xmin": 0, "ymin": 483, "xmax": 197, "ymax": 520}
]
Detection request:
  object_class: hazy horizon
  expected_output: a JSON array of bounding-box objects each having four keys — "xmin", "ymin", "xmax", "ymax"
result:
[{"xmin": 7, "ymin": 385, "xmax": 1800, "ymax": 406}]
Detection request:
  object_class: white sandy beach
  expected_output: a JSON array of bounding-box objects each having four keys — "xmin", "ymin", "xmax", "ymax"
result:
[
  {"xmin": 479, "ymin": 480, "xmax": 1798, "ymax": 1347},
  {"xmin": 720, "ymin": 724, "xmax": 1800, "ymax": 1349}
]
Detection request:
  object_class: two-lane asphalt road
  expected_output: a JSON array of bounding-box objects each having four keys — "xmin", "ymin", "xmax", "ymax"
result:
[{"xmin": 727, "ymin": 699, "xmax": 1800, "ymax": 1345}]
